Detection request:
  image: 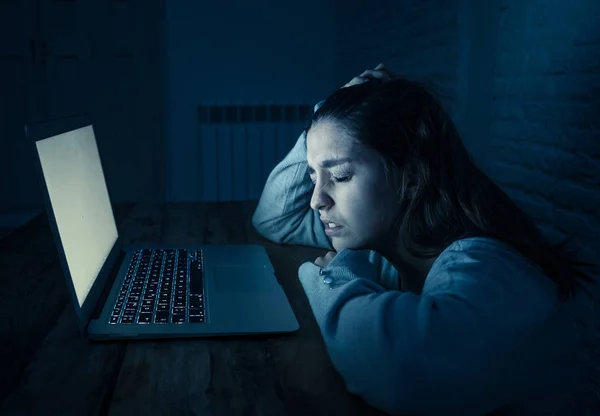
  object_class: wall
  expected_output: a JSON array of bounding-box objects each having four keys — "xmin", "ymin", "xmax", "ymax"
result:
[
  {"xmin": 488, "ymin": 4, "xmax": 600, "ymax": 408},
  {"xmin": 489, "ymin": 1, "xmax": 600, "ymax": 261},
  {"xmin": 165, "ymin": 0, "xmax": 338, "ymax": 202}
]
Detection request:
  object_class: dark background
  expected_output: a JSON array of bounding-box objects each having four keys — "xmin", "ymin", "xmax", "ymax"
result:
[
  {"xmin": 1, "ymin": 0, "xmax": 599, "ymax": 327},
  {"xmin": 0, "ymin": 0, "xmax": 599, "ymax": 409}
]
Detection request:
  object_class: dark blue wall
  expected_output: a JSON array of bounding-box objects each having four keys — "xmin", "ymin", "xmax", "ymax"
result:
[{"xmin": 165, "ymin": 0, "xmax": 338, "ymax": 202}]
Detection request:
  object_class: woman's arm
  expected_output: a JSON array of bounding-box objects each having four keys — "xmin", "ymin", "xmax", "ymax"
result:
[
  {"xmin": 298, "ymin": 240, "xmax": 581, "ymax": 415},
  {"xmin": 253, "ymin": 101, "xmax": 400, "ymax": 290},
  {"xmin": 253, "ymin": 65, "xmax": 400, "ymax": 256},
  {"xmin": 252, "ymin": 101, "xmax": 334, "ymax": 250}
]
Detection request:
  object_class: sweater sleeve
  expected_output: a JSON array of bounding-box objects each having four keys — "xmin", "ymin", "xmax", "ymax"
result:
[
  {"xmin": 298, "ymin": 241, "xmax": 575, "ymax": 416},
  {"xmin": 251, "ymin": 100, "xmax": 333, "ymax": 250}
]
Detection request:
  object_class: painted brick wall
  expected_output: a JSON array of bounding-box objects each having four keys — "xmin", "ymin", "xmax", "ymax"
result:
[
  {"xmin": 335, "ymin": 0, "xmax": 599, "ymax": 411},
  {"xmin": 489, "ymin": 0, "xmax": 600, "ymax": 261},
  {"xmin": 489, "ymin": 4, "xmax": 600, "ymax": 410},
  {"xmin": 488, "ymin": 4, "xmax": 600, "ymax": 410}
]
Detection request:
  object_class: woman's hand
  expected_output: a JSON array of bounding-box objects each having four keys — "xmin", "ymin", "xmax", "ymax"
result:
[
  {"xmin": 314, "ymin": 251, "xmax": 337, "ymax": 268},
  {"xmin": 342, "ymin": 63, "xmax": 399, "ymax": 88}
]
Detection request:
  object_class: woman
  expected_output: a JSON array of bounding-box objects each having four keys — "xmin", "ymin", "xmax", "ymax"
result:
[{"xmin": 252, "ymin": 64, "xmax": 593, "ymax": 415}]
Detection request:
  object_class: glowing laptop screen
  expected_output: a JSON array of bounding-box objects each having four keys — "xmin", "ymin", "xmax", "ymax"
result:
[{"xmin": 35, "ymin": 125, "xmax": 118, "ymax": 307}]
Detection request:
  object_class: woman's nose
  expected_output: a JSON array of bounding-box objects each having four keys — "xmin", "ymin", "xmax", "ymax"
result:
[{"xmin": 310, "ymin": 184, "xmax": 333, "ymax": 211}]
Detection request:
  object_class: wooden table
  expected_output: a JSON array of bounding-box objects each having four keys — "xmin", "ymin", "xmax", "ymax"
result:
[{"xmin": 0, "ymin": 201, "xmax": 386, "ymax": 416}]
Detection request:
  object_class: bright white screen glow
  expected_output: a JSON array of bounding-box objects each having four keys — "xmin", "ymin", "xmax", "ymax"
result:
[{"xmin": 35, "ymin": 125, "xmax": 118, "ymax": 307}]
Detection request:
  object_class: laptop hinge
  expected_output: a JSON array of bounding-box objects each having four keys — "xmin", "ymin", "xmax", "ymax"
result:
[{"xmin": 88, "ymin": 249, "xmax": 126, "ymax": 324}]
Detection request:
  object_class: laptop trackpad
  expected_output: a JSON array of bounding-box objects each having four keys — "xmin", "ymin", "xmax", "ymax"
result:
[{"xmin": 213, "ymin": 266, "xmax": 273, "ymax": 293}]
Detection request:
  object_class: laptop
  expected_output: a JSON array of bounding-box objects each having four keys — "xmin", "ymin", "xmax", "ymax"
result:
[{"xmin": 26, "ymin": 114, "xmax": 299, "ymax": 340}]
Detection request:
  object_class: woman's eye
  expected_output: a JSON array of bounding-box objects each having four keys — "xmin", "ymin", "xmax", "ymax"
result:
[
  {"xmin": 332, "ymin": 175, "xmax": 352, "ymax": 183},
  {"xmin": 309, "ymin": 173, "xmax": 352, "ymax": 185}
]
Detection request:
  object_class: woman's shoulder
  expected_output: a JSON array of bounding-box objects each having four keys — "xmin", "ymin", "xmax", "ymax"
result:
[
  {"xmin": 424, "ymin": 240, "xmax": 587, "ymax": 413},
  {"xmin": 442, "ymin": 236, "xmax": 527, "ymax": 257},
  {"xmin": 432, "ymin": 236, "xmax": 544, "ymax": 276},
  {"xmin": 424, "ymin": 236, "xmax": 560, "ymax": 306}
]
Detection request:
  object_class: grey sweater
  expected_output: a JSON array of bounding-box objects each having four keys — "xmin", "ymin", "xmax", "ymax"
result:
[{"xmin": 252, "ymin": 102, "xmax": 585, "ymax": 415}]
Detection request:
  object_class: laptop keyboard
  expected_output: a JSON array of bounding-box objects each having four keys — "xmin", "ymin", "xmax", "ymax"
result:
[{"xmin": 109, "ymin": 248, "xmax": 205, "ymax": 325}]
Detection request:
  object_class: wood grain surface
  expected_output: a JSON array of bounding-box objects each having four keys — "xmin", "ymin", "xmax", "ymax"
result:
[{"xmin": 0, "ymin": 202, "xmax": 386, "ymax": 416}]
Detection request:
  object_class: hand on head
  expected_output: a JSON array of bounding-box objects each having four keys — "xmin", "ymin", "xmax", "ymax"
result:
[{"xmin": 342, "ymin": 63, "xmax": 399, "ymax": 89}]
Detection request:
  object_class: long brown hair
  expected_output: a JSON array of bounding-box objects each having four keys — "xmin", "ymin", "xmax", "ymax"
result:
[{"xmin": 306, "ymin": 78, "xmax": 595, "ymax": 301}]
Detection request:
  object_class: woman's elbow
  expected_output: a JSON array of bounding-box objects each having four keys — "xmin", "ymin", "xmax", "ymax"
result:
[{"xmin": 251, "ymin": 213, "xmax": 287, "ymax": 244}]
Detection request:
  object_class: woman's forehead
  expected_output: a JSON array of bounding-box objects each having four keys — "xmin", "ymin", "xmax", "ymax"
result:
[{"xmin": 306, "ymin": 121, "xmax": 364, "ymax": 162}]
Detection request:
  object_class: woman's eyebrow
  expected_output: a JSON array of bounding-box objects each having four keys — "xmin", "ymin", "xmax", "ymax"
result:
[{"xmin": 307, "ymin": 157, "xmax": 353, "ymax": 173}]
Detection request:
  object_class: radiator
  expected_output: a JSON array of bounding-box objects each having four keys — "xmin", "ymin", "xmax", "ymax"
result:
[{"xmin": 197, "ymin": 104, "xmax": 312, "ymax": 202}]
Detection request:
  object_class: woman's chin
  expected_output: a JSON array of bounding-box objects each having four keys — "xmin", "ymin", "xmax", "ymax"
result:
[
  {"xmin": 333, "ymin": 240, "xmax": 371, "ymax": 252},
  {"xmin": 332, "ymin": 240, "xmax": 353, "ymax": 252}
]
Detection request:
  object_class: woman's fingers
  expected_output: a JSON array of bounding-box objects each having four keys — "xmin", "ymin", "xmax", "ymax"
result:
[
  {"xmin": 376, "ymin": 63, "xmax": 399, "ymax": 80},
  {"xmin": 342, "ymin": 63, "xmax": 398, "ymax": 89},
  {"xmin": 343, "ymin": 76, "xmax": 369, "ymax": 88},
  {"xmin": 359, "ymin": 69, "xmax": 392, "ymax": 81}
]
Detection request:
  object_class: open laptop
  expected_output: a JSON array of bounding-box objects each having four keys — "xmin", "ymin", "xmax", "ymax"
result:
[{"xmin": 26, "ymin": 114, "xmax": 299, "ymax": 340}]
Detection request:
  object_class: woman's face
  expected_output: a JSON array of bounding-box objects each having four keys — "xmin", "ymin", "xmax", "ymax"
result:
[{"xmin": 306, "ymin": 120, "xmax": 400, "ymax": 252}]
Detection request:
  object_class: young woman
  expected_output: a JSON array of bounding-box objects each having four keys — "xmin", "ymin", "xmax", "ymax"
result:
[{"xmin": 252, "ymin": 64, "xmax": 593, "ymax": 415}]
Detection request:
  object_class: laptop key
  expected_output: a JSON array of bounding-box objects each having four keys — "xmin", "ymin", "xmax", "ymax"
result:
[
  {"xmin": 138, "ymin": 313, "xmax": 152, "ymax": 323},
  {"xmin": 189, "ymin": 316, "xmax": 204, "ymax": 323},
  {"xmin": 155, "ymin": 311, "xmax": 169, "ymax": 323},
  {"xmin": 189, "ymin": 261, "xmax": 203, "ymax": 295},
  {"xmin": 141, "ymin": 306, "xmax": 153, "ymax": 313},
  {"xmin": 189, "ymin": 296, "xmax": 203, "ymax": 309},
  {"xmin": 172, "ymin": 314, "xmax": 186, "ymax": 323},
  {"xmin": 122, "ymin": 316, "xmax": 134, "ymax": 324}
]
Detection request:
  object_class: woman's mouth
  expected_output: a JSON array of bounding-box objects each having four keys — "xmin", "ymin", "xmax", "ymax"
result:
[{"xmin": 324, "ymin": 222, "xmax": 344, "ymax": 236}]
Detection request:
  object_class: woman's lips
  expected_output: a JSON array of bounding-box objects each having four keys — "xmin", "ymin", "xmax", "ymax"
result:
[{"xmin": 324, "ymin": 223, "xmax": 344, "ymax": 236}]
